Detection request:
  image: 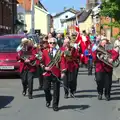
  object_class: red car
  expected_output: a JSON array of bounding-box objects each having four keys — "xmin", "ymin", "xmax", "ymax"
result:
[{"xmin": 0, "ymin": 34, "xmax": 39, "ymax": 75}]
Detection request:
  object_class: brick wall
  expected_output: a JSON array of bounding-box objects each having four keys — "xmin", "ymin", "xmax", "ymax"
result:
[
  {"xmin": 96, "ymin": 16, "xmax": 120, "ymax": 36},
  {"xmin": 0, "ymin": 0, "xmax": 17, "ymax": 35}
]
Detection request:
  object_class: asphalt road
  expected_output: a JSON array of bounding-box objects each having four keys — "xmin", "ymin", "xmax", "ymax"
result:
[{"xmin": 0, "ymin": 68, "xmax": 120, "ymax": 120}]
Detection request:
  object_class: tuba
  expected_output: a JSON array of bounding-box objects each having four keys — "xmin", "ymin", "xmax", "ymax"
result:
[{"xmin": 92, "ymin": 43, "xmax": 119, "ymax": 68}]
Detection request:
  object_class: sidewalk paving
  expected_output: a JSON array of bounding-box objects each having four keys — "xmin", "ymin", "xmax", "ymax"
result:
[{"xmin": 113, "ymin": 66, "xmax": 120, "ymax": 79}]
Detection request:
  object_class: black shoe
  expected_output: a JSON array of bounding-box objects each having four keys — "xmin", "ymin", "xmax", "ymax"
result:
[
  {"xmin": 64, "ymin": 94, "xmax": 68, "ymax": 99},
  {"xmin": 46, "ymin": 102, "xmax": 51, "ymax": 108},
  {"xmin": 53, "ymin": 106, "xmax": 59, "ymax": 111},
  {"xmin": 88, "ymin": 72, "xmax": 92, "ymax": 75},
  {"xmin": 98, "ymin": 94, "xmax": 102, "ymax": 100},
  {"xmin": 22, "ymin": 90, "xmax": 26, "ymax": 96},
  {"xmin": 28, "ymin": 94, "xmax": 33, "ymax": 99},
  {"xmin": 38, "ymin": 85, "xmax": 43, "ymax": 90},
  {"xmin": 105, "ymin": 95, "xmax": 110, "ymax": 101},
  {"xmin": 70, "ymin": 93, "xmax": 74, "ymax": 98}
]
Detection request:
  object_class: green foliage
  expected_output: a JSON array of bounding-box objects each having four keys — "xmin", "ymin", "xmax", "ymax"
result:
[{"xmin": 100, "ymin": 0, "xmax": 120, "ymax": 27}]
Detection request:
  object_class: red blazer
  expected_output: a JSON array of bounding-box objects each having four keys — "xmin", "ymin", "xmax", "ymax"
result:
[
  {"xmin": 93, "ymin": 49, "xmax": 119, "ymax": 72},
  {"xmin": 42, "ymin": 49, "xmax": 66, "ymax": 77},
  {"xmin": 60, "ymin": 46, "xmax": 79, "ymax": 72},
  {"xmin": 16, "ymin": 46, "xmax": 37, "ymax": 73}
]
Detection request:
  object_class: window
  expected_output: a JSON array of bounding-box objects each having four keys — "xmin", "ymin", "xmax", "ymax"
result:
[
  {"xmin": 61, "ymin": 23, "xmax": 64, "ymax": 27},
  {"xmin": 65, "ymin": 15, "xmax": 68, "ymax": 18},
  {"xmin": 0, "ymin": 37, "xmax": 22, "ymax": 52}
]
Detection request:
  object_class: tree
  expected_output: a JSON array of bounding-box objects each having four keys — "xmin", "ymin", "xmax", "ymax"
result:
[{"xmin": 100, "ymin": 0, "xmax": 120, "ymax": 32}]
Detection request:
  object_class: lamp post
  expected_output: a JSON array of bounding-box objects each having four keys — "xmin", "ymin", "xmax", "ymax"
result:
[
  {"xmin": 31, "ymin": 0, "xmax": 35, "ymax": 34},
  {"xmin": 23, "ymin": 0, "xmax": 26, "ymax": 30}
]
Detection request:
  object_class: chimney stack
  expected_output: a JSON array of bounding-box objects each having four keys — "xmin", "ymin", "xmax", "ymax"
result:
[{"xmin": 64, "ymin": 7, "xmax": 67, "ymax": 11}]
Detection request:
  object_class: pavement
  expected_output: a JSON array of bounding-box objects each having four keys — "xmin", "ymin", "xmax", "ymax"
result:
[
  {"xmin": 0, "ymin": 68, "xmax": 120, "ymax": 120},
  {"xmin": 113, "ymin": 66, "xmax": 120, "ymax": 80}
]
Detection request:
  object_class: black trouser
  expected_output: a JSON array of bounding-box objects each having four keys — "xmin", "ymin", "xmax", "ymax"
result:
[
  {"xmin": 37, "ymin": 66, "xmax": 43, "ymax": 87},
  {"xmin": 88, "ymin": 59, "xmax": 93, "ymax": 75},
  {"xmin": 95, "ymin": 71, "xmax": 112, "ymax": 96},
  {"xmin": 39, "ymin": 75, "xmax": 43, "ymax": 87},
  {"xmin": 64, "ymin": 70, "xmax": 76, "ymax": 95},
  {"xmin": 43, "ymin": 75, "xmax": 60, "ymax": 107},
  {"xmin": 20, "ymin": 70, "xmax": 34, "ymax": 95},
  {"xmin": 74, "ymin": 68, "xmax": 79, "ymax": 92}
]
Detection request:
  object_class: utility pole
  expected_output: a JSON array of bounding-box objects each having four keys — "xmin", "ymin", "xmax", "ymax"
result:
[{"xmin": 31, "ymin": 0, "xmax": 35, "ymax": 34}]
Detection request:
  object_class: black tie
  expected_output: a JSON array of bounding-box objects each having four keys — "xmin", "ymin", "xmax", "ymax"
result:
[{"xmin": 49, "ymin": 50, "xmax": 53, "ymax": 59}]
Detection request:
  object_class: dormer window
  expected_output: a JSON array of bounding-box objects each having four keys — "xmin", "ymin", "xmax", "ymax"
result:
[{"xmin": 65, "ymin": 15, "xmax": 68, "ymax": 18}]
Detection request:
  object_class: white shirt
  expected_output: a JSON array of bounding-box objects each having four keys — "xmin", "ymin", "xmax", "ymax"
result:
[{"xmin": 53, "ymin": 48, "xmax": 57, "ymax": 57}]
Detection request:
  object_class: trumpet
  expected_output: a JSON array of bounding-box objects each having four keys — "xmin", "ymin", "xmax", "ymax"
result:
[{"xmin": 92, "ymin": 44, "xmax": 119, "ymax": 68}]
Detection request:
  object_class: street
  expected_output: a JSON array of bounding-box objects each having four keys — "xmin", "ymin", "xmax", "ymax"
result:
[{"xmin": 0, "ymin": 68, "xmax": 120, "ymax": 120}]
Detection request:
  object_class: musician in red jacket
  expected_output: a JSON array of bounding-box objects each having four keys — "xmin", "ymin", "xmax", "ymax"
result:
[
  {"xmin": 36, "ymin": 36, "xmax": 49, "ymax": 89},
  {"xmin": 92, "ymin": 39, "xmax": 119, "ymax": 101},
  {"xmin": 61, "ymin": 37, "xmax": 79, "ymax": 98},
  {"xmin": 40, "ymin": 37, "xmax": 66, "ymax": 111},
  {"xmin": 16, "ymin": 38, "xmax": 37, "ymax": 99}
]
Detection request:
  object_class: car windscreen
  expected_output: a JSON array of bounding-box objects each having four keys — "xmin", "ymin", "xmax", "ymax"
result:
[{"xmin": 0, "ymin": 37, "xmax": 22, "ymax": 52}]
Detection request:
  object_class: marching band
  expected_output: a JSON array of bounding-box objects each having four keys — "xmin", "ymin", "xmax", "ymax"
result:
[{"xmin": 16, "ymin": 31, "xmax": 119, "ymax": 112}]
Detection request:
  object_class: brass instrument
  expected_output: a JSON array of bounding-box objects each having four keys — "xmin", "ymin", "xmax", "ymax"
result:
[
  {"xmin": 18, "ymin": 53, "xmax": 36, "ymax": 66},
  {"xmin": 47, "ymin": 49, "xmax": 63, "ymax": 69},
  {"xmin": 92, "ymin": 43, "xmax": 119, "ymax": 68},
  {"xmin": 35, "ymin": 50, "xmax": 42, "ymax": 61},
  {"xmin": 43, "ymin": 49, "xmax": 63, "ymax": 76},
  {"xmin": 64, "ymin": 46, "xmax": 74, "ymax": 61}
]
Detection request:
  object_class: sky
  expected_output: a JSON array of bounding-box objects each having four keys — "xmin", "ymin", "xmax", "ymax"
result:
[{"xmin": 40, "ymin": 0, "xmax": 86, "ymax": 14}]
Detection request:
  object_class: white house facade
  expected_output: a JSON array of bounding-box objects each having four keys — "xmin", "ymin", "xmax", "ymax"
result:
[
  {"xmin": 17, "ymin": 4, "xmax": 26, "ymax": 33},
  {"xmin": 53, "ymin": 10, "xmax": 77, "ymax": 33}
]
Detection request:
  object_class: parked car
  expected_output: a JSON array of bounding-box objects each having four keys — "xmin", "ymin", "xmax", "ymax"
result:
[{"xmin": 0, "ymin": 34, "xmax": 39, "ymax": 75}]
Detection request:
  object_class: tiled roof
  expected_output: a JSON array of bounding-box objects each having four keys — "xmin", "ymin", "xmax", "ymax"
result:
[
  {"xmin": 78, "ymin": 9, "xmax": 92, "ymax": 23},
  {"xmin": 17, "ymin": 0, "xmax": 47, "ymax": 11},
  {"xmin": 53, "ymin": 8, "xmax": 79, "ymax": 17},
  {"xmin": 64, "ymin": 9, "xmax": 92, "ymax": 22},
  {"xmin": 65, "ymin": 11, "xmax": 83, "ymax": 21}
]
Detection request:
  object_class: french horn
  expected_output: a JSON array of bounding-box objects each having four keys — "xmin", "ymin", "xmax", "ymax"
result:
[{"xmin": 92, "ymin": 43, "xmax": 119, "ymax": 68}]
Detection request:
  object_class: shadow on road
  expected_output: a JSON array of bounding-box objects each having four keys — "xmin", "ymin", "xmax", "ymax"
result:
[
  {"xmin": 112, "ymin": 85, "xmax": 120, "ymax": 88},
  {"xmin": 76, "ymin": 89, "xmax": 97, "ymax": 93},
  {"xmin": 59, "ymin": 105, "xmax": 90, "ymax": 110},
  {"xmin": 33, "ymin": 88, "xmax": 43, "ymax": 92},
  {"xmin": 78, "ymin": 73, "xmax": 89, "ymax": 75},
  {"xmin": 78, "ymin": 72, "xmax": 95, "ymax": 75},
  {"xmin": 78, "ymin": 70, "xmax": 88, "ymax": 72},
  {"xmin": 0, "ymin": 96, "xmax": 14, "ymax": 109},
  {"xmin": 33, "ymin": 93, "xmax": 45, "ymax": 98},
  {"xmin": 110, "ymin": 96, "xmax": 120, "ymax": 100},
  {"xmin": 0, "ymin": 74, "xmax": 20, "ymax": 79},
  {"xmin": 111, "ymin": 88, "xmax": 120, "ymax": 91},
  {"xmin": 111, "ymin": 92, "xmax": 120, "ymax": 95},
  {"xmin": 112, "ymin": 80, "xmax": 119, "ymax": 84},
  {"xmin": 75, "ymin": 94, "xmax": 97, "ymax": 98}
]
